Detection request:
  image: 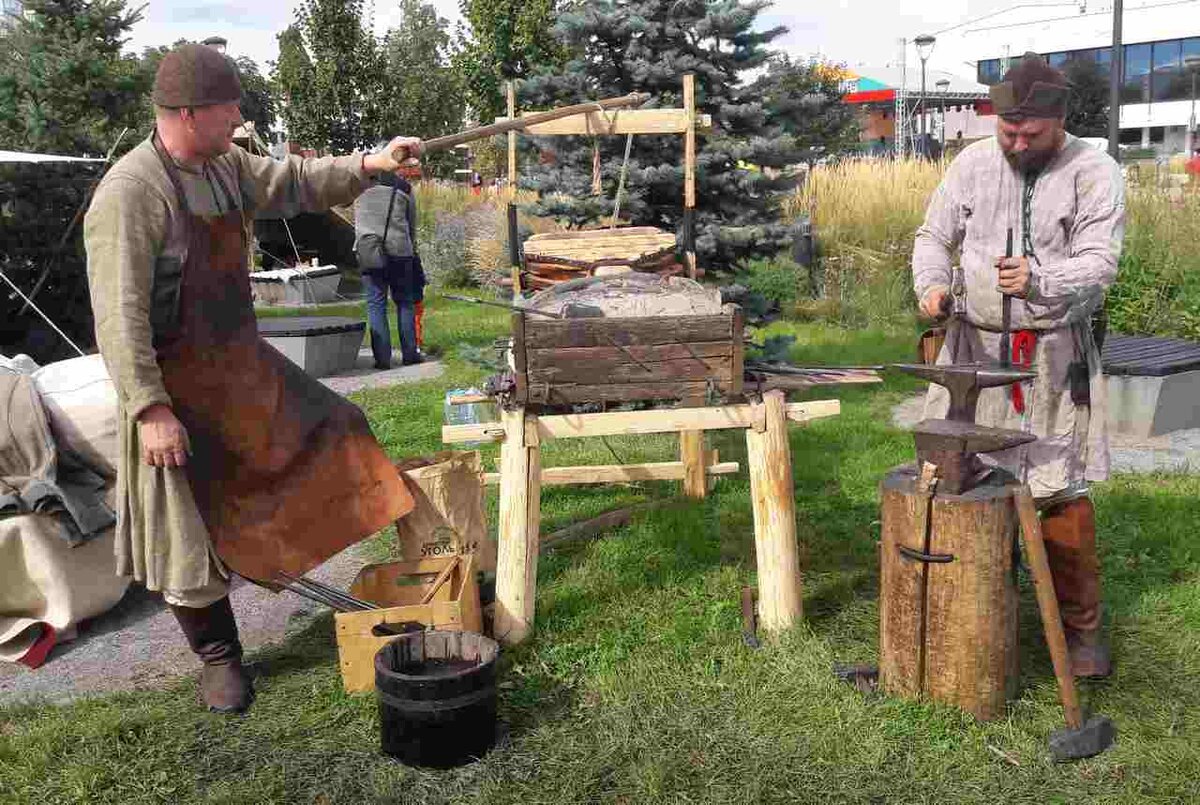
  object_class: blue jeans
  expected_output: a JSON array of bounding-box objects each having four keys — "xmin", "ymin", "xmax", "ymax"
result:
[{"xmin": 362, "ymin": 260, "xmax": 420, "ymax": 367}]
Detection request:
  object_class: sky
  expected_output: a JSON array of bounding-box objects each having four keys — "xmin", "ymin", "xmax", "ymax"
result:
[{"xmin": 123, "ymin": 0, "xmax": 1034, "ymax": 79}]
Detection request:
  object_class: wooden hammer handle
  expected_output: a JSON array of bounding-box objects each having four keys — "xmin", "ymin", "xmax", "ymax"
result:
[{"xmin": 1015, "ymin": 486, "xmax": 1084, "ymax": 729}]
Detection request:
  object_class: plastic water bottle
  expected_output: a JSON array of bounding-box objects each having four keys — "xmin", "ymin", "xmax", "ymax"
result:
[{"xmin": 444, "ymin": 387, "xmax": 490, "ymax": 447}]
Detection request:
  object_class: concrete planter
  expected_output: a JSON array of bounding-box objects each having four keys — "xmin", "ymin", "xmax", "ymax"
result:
[
  {"xmin": 251, "ymin": 265, "xmax": 342, "ymax": 306},
  {"xmin": 258, "ymin": 316, "xmax": 364, "ymax": 377},
  {"xmin": 1103, "ymin": 334, "xmax": 1200, "ymax": 438}
]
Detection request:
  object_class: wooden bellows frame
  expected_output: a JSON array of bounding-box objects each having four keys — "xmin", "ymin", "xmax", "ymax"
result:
[
  {"xmin": 502, "ymin": 75, "xmax": 712, "ymax": 283},
  {"xmin": 509, "ymin": 303, "xmax": 744, "ymax": 406}
]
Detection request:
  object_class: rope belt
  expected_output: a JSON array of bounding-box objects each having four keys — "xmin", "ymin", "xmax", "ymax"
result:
[{"xmin": 1010, "ymin": 329, "xmax": 1037, "ymax": 414}]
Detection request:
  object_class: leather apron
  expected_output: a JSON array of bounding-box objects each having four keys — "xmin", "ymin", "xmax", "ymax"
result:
[{"xmin": 151, "ymin": 138, "xmax": 413, "ymax": 584}]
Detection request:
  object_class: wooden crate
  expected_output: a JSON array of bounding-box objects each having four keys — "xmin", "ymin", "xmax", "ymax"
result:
[
  {"xmin": 334, "ymin": 554, "xmax": 482, "ymax": 693},
  {"xmin": 511, "ymin": 303, "xmax": 744, "ymax": 405}
]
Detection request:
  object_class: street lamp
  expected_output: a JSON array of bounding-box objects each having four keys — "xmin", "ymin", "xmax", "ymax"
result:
[
  {"xmin": 202, "ymin": 36, "xmax": 228, "ymax": 55},
  {"xmin": 915, "ymin": 34, "xmax": 937, "ymax": 154},
  {"xmin": 1186, "ymin": 55, "xmax": 1200, "ymax": 156},
  {"xmin": 936, "ymin": 78, "xmax": 951, "ymax": 145}
]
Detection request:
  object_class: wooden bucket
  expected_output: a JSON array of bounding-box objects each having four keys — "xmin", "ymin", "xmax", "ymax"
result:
[{"xmin": 878, "ymin": 464, "xmax": 1021, "ymax": 721}]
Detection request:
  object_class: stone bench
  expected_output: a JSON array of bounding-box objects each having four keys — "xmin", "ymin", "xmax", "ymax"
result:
[{"xmin": 1104, "ymin": 333, "xmax": 1200, "ymax": 437}]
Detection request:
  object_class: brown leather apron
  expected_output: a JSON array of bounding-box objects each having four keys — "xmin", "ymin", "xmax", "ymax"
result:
[{"xmin": 151, "ymin": 138, "xmax": 413, "ymax": 584}]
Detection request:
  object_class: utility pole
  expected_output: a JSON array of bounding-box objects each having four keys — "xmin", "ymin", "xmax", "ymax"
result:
[{"xmin": 1107, "ymin": 0, "xmax": 1122, "ymax": 161}]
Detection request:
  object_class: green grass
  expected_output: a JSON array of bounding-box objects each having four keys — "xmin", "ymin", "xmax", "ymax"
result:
[{"xmin": 3, "ymin": 299, "xmax": 1200, "ymax": 804}]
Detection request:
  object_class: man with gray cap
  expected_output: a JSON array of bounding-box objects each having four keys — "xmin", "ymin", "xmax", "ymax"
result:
[
  {"xmin": 912, "ymin": 53, "xmax": 1125, "ymax": 678},
  {"xmin": 84, "ymin": 43, "xmax": 421, "ymax": 713}
]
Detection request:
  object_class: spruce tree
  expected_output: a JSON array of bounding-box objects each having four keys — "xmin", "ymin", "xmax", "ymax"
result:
[{"xmin": 518, "ymin": 0, "xmax": 850, "ymax": 272}]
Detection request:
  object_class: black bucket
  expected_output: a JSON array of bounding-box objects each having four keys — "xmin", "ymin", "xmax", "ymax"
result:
[{"xmin": 375, "ymin": 630, "xmax": 500, "ymax": 768}]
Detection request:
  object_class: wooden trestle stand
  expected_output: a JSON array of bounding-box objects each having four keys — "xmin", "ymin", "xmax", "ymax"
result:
[{"xmin": 443, "ymin": 391, "xmax": 840, "ymax": 645}]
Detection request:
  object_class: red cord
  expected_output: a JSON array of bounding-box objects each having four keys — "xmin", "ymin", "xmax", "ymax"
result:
[{"xmin": 1010, "ymin": 330, "xmax": 1037, "ymax": 413}]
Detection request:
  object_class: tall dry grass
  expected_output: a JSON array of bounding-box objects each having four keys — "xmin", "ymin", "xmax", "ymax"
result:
[
  {"xmin": 412, "ymin": 183, "xmax": 560, "ymax": 288},
  {"xmin": 785, "ymin": 158, "xmax": 1200, "ymax": 337},
  {"xmin": 784, "ymin": 158, "xmax": 945, "ymax": 327}
]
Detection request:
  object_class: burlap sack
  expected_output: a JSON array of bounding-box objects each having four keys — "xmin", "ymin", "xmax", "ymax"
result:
[{"xmin": 394, "ymin": 451, "xmax": 494, "ymax": 573}]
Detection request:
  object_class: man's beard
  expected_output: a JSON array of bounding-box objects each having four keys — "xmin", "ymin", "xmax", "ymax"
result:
[{"xmin": 1004, "ymin": 147, "xmax": 1057, "ymax": 175}]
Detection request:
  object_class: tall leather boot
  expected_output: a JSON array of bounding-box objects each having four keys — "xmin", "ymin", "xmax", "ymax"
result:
[
  {"xmin": 1041, "ymin": 496, "xmax": 1111, "ymax": 678},
  {"xmin": 169, "ymin": 597, "xmax": 255, "ymax": 713}
]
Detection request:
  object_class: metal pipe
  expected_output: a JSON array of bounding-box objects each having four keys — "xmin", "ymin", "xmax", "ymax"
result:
[{"xmin": 1108, "ymin": 0, "xmax": 1123, "ymax": 161}]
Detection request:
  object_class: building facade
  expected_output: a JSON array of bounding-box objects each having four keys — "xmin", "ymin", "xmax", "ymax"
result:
[{"xmin": 933, "ymin": 0, "xmax": 1200, "ymax": 154}]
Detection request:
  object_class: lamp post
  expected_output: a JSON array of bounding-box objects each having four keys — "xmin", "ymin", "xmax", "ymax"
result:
[
  {"xmin": 202, "ymin": 36, "xmax": 228, "ymax": 55},
  {"xmin": 1186, "ymin": 55, "xmax": 1200, "ymax": 156},
  {"xmin": 936, "ymin": 78, "xmax": 951, "ymax": 146},
  {"xmin": 915, "ymin": 34, "xmax": 937, "ymax": 156}
]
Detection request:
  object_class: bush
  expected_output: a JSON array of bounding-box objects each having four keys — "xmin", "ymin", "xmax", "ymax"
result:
[
  {"xmin": 740, "ymin": 256, "xmax": 807, "ymax": 307},
  {"xmin": 0, "ymin": 162, "xmax": 102, "ymax": 363}
]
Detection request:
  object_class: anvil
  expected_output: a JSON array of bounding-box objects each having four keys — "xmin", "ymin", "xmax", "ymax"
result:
[
  {"xmin": 912, "ymin": 418, "xmax": 1037, "ymax": 494},
  {"xmin": 893, "ymin": 363, "xmax": 1036, "ymax": 423}
]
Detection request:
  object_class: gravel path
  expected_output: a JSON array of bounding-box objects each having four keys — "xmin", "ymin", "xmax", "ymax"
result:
[{"xmin": 0, "ymin": 353, "xmax": 444, "ymax": 705}]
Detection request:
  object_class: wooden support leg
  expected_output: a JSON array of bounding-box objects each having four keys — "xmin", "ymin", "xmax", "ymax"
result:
[
  {"xmin": 494, "ymin": 407, "xmax": 542, "ymax": 645},
  {"xmin": 680, "ymin": 430, "xmax": 706, "ymax": 499},
  {"xmin": 745, "ymin": 390, "xmax": 803, "ymax": 632}
]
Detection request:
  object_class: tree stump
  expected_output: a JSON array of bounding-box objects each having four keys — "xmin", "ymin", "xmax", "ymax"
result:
[{"xmin": 879, "ymin": 464, "xmax": 1021, "ymax": 721}]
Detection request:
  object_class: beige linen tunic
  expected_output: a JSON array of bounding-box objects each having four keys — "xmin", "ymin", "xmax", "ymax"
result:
[
  {"xmin": 83, "ymin": 137, "xmax": 370, "ymax": 594},
  {"xmin": 912, "ymin": 134, "xmax": 1126, "ymax": 499}
]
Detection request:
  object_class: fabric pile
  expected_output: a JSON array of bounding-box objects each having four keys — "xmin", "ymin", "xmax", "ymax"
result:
[{"xmin": 0, "ymin": 353, "xmax": 129, "ymax": 668}]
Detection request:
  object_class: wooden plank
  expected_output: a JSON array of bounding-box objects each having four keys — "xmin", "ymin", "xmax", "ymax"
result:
[
  {"xmin": 540, "ymin": 499, "xmax": 690, "ymax": 551},
  {"xmin": 540, "ymin": 381, "xmax": 724, "ymax": 405},
  {"xmin": 681, "ymin": 430, "xmax": 706, "ymax": 499},
  {"xmin": 483, "ymin": 460, "xmax": 740, "ymax": 486},
  {"xmin": 526, "ymin": 227, "xmax": 665, "ymax": 241},
  {"xmin": 507, "ymin": 81, "xmax": 517, "ymax": 188},
  {"xmin": 745, "ymin": 390, "xmax": 802, "ymax": 633},
  {"xmin": 684, "ymin": 73, "xmax": 697, "ymax": 280},
  {"xmin": 527, "ymin": 355, "xmax": 732, "ymax": 385},
  {"xmin": 729, "ymin": 304, "xmax": 744, "ymax": 396},
  {"xmin": 526, "ymin": 342, "xmax": 730, "ymax": 367},
  {"xmin": 443, "ymin": 400, "xmax": 840, "ymax": 444},
  {"xmin": 493, "ymin": 409, "xmax": 542, "ymax": 645},
  {"xmin": 494, "ymin": 108, "xmax": 714, "ymax": 136},
  {"xmin": 523, "ymin": 314, "xmax": 733, "ymax": 349}
]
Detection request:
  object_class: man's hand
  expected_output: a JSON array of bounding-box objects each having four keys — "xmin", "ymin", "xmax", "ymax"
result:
[
  {"xmin": 138, "ymin": 404, "xmax": 190, "ymax": 468},
  {"xmin": 995, "ymin": 255, "xmax": 1032, "ymax": 298},
  {"xmin": 363, "ymin": 136, "xmax": 423, "ymax": 174},
  {"xmin": 919, "ymin": 286, "xmax": 950, "ymax": 320}
]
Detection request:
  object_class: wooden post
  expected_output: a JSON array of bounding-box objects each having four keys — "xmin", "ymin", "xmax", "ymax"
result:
[
  {"xmin": 683, "ymin": 72, "xmax": 697, "ymax": 281},
  {"xmin": 493, "ymin": 407, "xmax": 542, "ymax": 644},
  {"xmin": 507, "ymin": 81, "xmax": 518, "ymax": 191},
  {"xmin": 680, "ymin": 430, "xmax": 706, "ymax": 499},
  {"xmin": 745, "ymin": 390, "xmax": 802, "ymax": 632}
]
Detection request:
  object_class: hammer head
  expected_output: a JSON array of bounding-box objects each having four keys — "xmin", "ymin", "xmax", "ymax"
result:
[
  {"xmin": 893, "ymin": 363, "xmax": 1036, "ymax": 422},
  {"xmin": 1050, "ymin": 714, "xmax": 1116, "ymax": 762}
]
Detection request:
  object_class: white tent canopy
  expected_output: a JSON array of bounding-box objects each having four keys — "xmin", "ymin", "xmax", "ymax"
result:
[{"xmin": 0, "ymin": 150, "xmax": 106, "ymax": 163}]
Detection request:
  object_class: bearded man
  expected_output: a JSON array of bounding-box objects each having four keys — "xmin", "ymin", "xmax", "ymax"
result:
[
  {"xmin": 912, "ymin": 52, "xmax": 1125, "ymax": 678},
  {"xmin": 84, "ymin": 44, "xmax": 419, "ymax": 712}
]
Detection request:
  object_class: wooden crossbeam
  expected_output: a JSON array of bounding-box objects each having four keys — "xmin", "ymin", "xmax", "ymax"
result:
[
  {"xmin": 494, "ymin": 109, "xmax": 713, "ymax": 137},
  {"xmin": 441, "ymin": 400, "xmax": 841, "ymax": 444},
  {"xmin": 483, "ymin": 460, "xmax": 740, "ymax": 486}
]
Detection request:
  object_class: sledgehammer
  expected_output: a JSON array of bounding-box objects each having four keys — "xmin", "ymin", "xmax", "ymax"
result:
[{"xmin": 1014, "ymin": 487, "xmax": 1116, "ymax": 762}]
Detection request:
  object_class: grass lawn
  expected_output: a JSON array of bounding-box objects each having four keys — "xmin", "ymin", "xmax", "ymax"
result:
[{"xmin": 2, "ymin": 296, "xmax": 1199, "ymax": 804}]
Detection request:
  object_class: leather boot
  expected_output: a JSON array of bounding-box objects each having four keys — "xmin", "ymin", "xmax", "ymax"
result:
[
  {"xmin": 169, "ymin": 597, "xmax": 255, "ymax": 713},
  {"xmin": 1041, "ymin": 497, "xmax": 1111, "ymax": 678}
]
